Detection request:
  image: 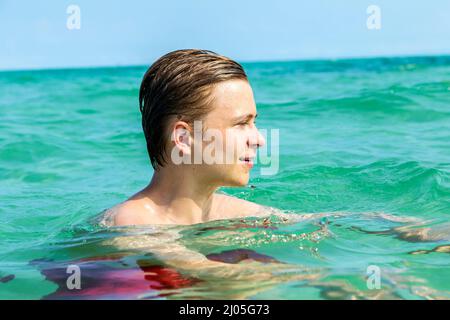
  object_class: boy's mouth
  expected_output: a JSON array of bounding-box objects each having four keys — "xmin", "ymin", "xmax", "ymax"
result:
[{"xmin": 239, "ymin": 156, "xmax": 254, "ymax": 168}]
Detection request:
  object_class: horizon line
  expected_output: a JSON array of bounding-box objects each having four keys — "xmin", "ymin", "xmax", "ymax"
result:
[{"xmin": 1, "ymin": 52, "xmax": 450, "ymax": 73}]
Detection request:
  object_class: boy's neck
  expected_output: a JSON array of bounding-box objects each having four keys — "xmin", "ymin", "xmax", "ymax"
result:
[{"xmin": 143, "ymin": 166, "xmax": 218, "ymax": 224}]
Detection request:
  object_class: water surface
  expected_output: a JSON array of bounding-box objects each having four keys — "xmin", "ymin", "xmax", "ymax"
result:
[{"xmin": 1, "ymin": 56, "xmax": 449, "ymax": 299}]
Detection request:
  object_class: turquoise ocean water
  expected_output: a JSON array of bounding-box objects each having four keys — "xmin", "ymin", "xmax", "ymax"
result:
[{"xmin": 0, "ymin": 56, "xmax": 449, "ymax": 299}]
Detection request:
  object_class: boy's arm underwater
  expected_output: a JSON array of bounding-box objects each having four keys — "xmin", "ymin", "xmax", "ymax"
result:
[
  {"xmin": 97, "ymin": 206, "xmax": 325, "ymax": 298},
  {"xmin": 101, "ymin": 219, "xmax": 311, "ymax": 283}
]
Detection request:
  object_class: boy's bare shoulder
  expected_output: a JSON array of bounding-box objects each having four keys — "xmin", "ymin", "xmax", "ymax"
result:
[
  {"xmin": 213, "ymin": 193, "xmax": 272, "ymax": 219},
  {"xmin": 101, "ymin": 199, "xmax": 156, "ymax": 227}
]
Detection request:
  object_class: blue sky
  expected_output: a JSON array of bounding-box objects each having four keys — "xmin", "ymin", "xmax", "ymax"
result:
[{"xmin": 1, "ymin": 0, "xmax": 450, "ymax": 70}]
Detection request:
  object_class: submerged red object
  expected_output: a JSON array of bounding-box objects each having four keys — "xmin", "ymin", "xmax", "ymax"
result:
[
  {"xmin": 31, "ymin": 256, "xmax": 200, "ymax": 299},
  {"xmin": 31, "ymin": 248, "xmax": 278, "ymax": 299}
]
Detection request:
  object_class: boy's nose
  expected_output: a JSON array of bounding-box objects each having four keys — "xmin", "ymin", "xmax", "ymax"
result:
[{"xmin": 248, "ymin": 128, "xmax": 266, "ymax": 148}]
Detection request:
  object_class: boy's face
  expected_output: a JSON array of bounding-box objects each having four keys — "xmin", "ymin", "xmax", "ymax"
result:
[{"xmin": 193, "ymin": 79, "xmax": 266, "ymax": 187}]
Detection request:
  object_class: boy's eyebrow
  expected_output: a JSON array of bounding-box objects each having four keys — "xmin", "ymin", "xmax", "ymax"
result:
[{"xmin": 232, "ymin": 113, "xmax": 258, "ymax": 122}]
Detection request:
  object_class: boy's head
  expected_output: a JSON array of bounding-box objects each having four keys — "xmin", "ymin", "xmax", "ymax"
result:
[{"xmin": 139, "ymin": 49, "xmax": 265, "ymax": 186}]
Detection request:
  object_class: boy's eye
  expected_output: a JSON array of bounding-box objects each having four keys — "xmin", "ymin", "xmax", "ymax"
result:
[{"xmin": 236, "ymin": 121, "xmax": 255, "ymax": 127}]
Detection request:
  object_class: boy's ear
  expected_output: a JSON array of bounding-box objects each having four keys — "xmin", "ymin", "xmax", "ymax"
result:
[{"xmin": 171, "ymin": 121, "xmax": 192, "ymax": 155}]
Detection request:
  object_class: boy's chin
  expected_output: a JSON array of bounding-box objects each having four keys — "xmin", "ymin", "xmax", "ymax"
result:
[{"xmin": 225, "ymin": 176, "xmax": 249, "ymax": 187}]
